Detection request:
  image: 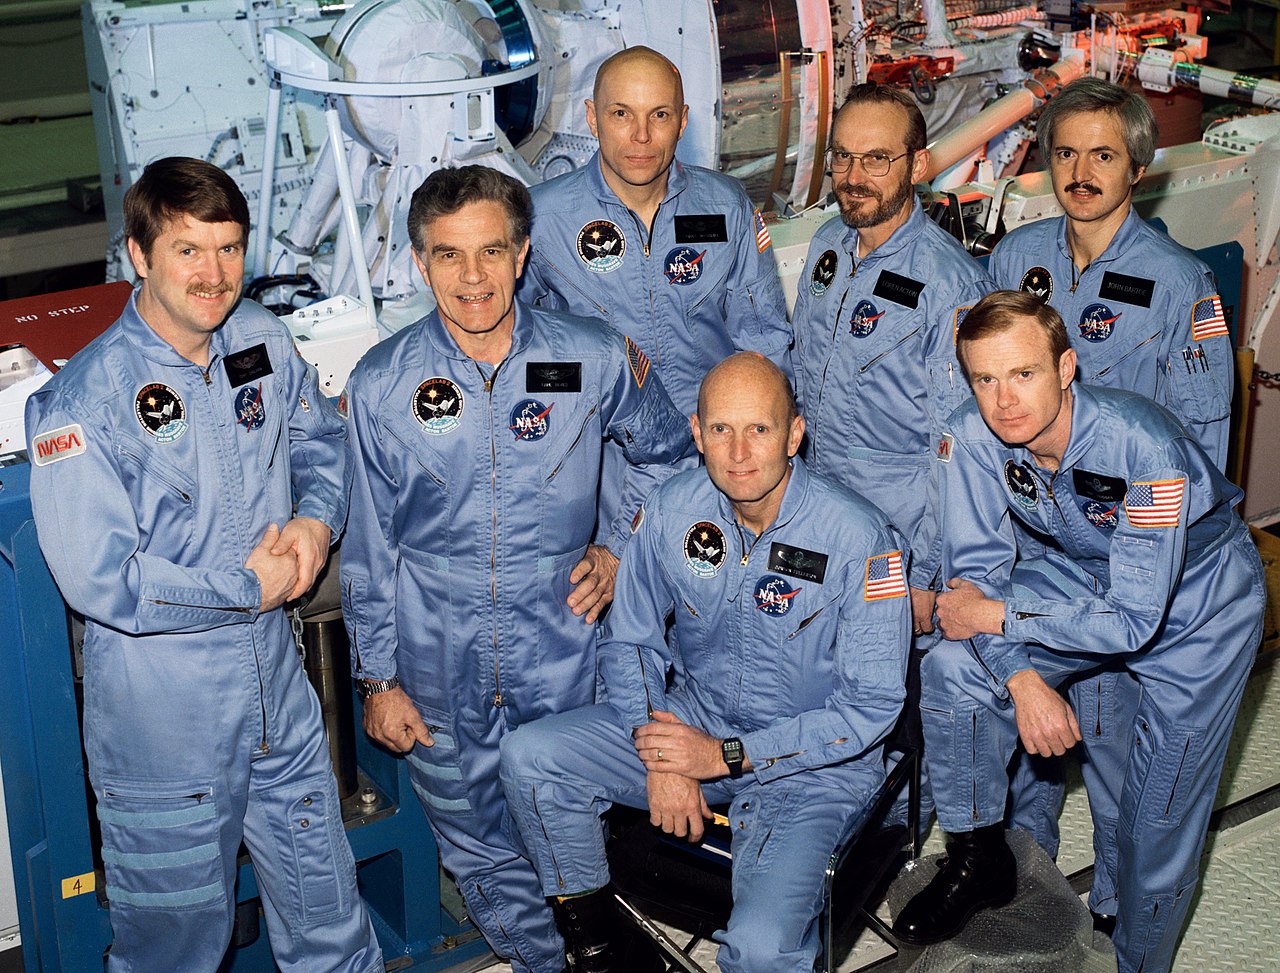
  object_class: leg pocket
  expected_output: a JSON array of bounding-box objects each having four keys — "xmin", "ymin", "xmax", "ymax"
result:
[
  {"xmin": 97, "ymin": 777, "xmax": 225, "ymax": 911},
  {"xmin": 404, "ymin": 707, "xmax": 472, "ymax": 816},
  {"xmin": 275, "ymin": 771, "xmax": 354, "ymax": 926},
  {"xmin": 1120, "ymin": 709, "xmax": 1205, "ymax": 833}
]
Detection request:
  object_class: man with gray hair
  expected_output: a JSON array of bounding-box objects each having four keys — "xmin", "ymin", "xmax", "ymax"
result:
[
  {"xmin": 340, "ymin": 164, "xmax": 692, "ymax": 973},
  {"xmin": 981, "ymin": 76, "xmax": 1234, "ymax": 933}
]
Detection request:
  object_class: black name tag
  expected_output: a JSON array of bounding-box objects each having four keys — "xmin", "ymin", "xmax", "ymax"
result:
[
  {"xmin": 224, "ymin": 344, "xmax": 273, "ymax": 387},
  {"xmin": 527, "ymin": 362, "xmax": 582, "ymax": 393},
  {"xmin": 1073, "ymin": 469, "xmax": 1127, "ymax": 503},
  {"xmin": 674, "ymin": 214, "xmax": 728, "ymax": 244},
  {"xmin": 872, "ymin": 270, "xmax": 925, "ymax": 309},
  {"xmin": 768, "ymin": 542, "xmax": 828, "ymax": 584},
  {"xmin": 1098, "ymin": 272, "xmax": 1154, "ymax": 308}
]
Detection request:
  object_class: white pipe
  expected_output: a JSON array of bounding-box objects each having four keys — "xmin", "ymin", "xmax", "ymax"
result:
[
  {"xmin": 924, "ymin": 56, "xmax": 1087, "ymax": 180},
  {"xmin": 254, "ymin": 80, "xmax": 283, "ymax": 278},
  {"xmin": 323, "ymin": 99, "xmax": 376, "ymax": 311}
]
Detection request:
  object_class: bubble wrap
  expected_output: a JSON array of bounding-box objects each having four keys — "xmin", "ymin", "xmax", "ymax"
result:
[{"xmin": 886, "ymin": 829, "xmax": 1117, "ymax": 972}]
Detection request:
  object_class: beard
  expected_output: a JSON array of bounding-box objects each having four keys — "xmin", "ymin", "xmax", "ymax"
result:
[{"xmin": 836, "ymin": 168, "xmax": 915, "ymax": 229}]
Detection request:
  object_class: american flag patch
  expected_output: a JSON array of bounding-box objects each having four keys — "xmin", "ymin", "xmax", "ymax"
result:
[
  {"xmin": 864, "ymin": 551, "xmax": 907, "ymax": 601},
  {"xmin": 1191, "ymin": 295, "xmax": 1229, "ymax": 342},
  {"xmin": 953, "ymin": 305, "xmax": 972, "ymax": 344},
  {"xmin": 1124, "ymin": 479, "xmax": 1185, "ymax": 528},
  {"xmin": 625, "ymin": 336, "xmax": 651, "ymax": 389},
  {"xmin": 754, "ymin": 209, "xmax": 772, "ymax": 252}
]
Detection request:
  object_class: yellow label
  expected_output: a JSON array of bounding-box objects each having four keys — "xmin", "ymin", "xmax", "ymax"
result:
[{"xmin": 61, "ymin": 872, "xmax": 95, "ymax": 899}]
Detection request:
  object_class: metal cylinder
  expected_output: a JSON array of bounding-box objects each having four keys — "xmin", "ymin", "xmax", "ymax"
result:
[{"xmin": 301, "ymin": 608, "xmax": 359, "ymax": 800}]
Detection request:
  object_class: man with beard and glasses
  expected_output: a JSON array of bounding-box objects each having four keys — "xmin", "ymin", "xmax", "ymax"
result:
[
  {"xmin": 789, "ymin": 83, "xmax": 993, "ymax": 771},
  {"xmin": 953, "ymin": 77, "xmax": 1236, "ymax": 938}
]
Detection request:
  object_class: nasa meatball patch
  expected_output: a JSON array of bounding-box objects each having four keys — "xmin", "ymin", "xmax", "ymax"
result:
[
  {"xmin": 234, "ymin": 383, "xmax": 266, "ymax": 431},
  {"xmin": 664, "ymin": 247, "xmax": 706, "ymax": 286},
  {"xmin": 753, "ymin": 574, "xmax": 801, "ymax": 616},
  {"xmin": 509, "ymin": 398, "xmax": 553, "ymax": 441}
]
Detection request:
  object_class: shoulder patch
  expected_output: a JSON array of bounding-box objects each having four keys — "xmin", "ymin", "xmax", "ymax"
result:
[
  {"xmin": 337, "ymin": 388, "xmax": 349, "ymax": 419},
  {"xmin": 754, "ymin": 209, "xmax": 772, "ymax": 252},
  {"xmin": 936, "ymin": 433, "xmax": 954, "ymax": 462},
  {"xmin": 625, "ymin": 337, "xmax": 651, "ymax": 390},
  {"xmin": 864, "ymin": 550, "xmax": 907, "ymax": 601},
  {"xmin": 32, "ymin": 423, "xmax": 86, "ymax": 466},
  {"xmin": 1191, "ymin": 295, "xmax": 1229, "ymax": 341},
  {"xmin": 953, "ymin": 306, "xmax": 972, "ymax": 344},
  {"xmin": 631, "ymin": 505, "xmax": 646, "ymax": 534},
  {"xmin": 1124, "ymin": 479, "xmax": 1185, "ymax": 528}
]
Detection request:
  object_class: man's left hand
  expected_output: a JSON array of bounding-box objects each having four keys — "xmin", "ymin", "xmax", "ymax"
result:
[
  {"xmin": 566, "ymin": 544, "xmax": 619, "ymax": 623},
  {"xmin": 935, "ymin": 578, "xmax": 1005, "ymax": 641},
  {"xmin": 635, "ymin": 711, "xmax": 742, "ymax": 780},
  {"xmin": 272, "ymin": 516, "xmax": 332, "ymax": 601}
]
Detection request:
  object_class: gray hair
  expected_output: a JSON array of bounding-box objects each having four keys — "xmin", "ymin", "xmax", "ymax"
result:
[
  {"xmin": 1037, "ymin": 77, "xmax": 1157, "ymax": 176},
  {"xmin": 407, "ymin": 165, "xmax": 533, "ymax": 253}
]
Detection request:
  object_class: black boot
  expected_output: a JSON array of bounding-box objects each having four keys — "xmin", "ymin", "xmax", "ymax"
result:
[
  {"xmin": 551, "ymin": 887, "xmax": 666, "ymax": 973},
  {"xmin": 892, "ymin": 824, "xmax": 1017, "ymax": 946}
]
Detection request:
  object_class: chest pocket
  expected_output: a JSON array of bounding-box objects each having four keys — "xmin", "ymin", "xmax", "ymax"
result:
[
  {"xmin": 537, "ymin": 397, "xmax": 601, "ymax": 483},
  {"xmin": 926, "ymin": 353, "xmax": 967, "ymax": 427},
  {"xmin": 855, "ymin": 322, "xmax": 922, "ymax": 376},
  {"xmin": 383, "ymin": 411, "xmax": 448, "ymax": 487},
  {"xmin": 115, "ymin": 436, "xmax": 197, "ymax": 551}
]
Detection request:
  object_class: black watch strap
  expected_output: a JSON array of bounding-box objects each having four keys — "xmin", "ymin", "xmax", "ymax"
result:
[{"xmin": 721, "ymin": 737, "xmax": 745, "ymax": 778}]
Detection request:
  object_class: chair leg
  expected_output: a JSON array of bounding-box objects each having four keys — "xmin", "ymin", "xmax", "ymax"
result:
[{"xmin": 613, "ymin": 892, "xmax": 713, "ymax": 973}]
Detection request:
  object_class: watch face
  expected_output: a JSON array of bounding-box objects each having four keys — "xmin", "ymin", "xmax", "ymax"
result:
[{"xmin": 723, "ymin": 739, "xmax": 743, "ymax": 761}]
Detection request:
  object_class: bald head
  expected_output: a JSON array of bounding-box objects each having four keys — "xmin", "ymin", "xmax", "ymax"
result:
[
  {"xmin": 698, "ymin": 353, "xmax": 796, "ymax": 423},
  {"xmin": 593, "ymin": 46, "xmax": 684, "ymax": 108}
]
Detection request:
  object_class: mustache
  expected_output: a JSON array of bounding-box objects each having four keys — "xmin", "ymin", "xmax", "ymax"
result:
[
  {"xmin": 1064, "ymin": 181, "xmax": 1103, "ymax": 196},
  {"xmin": 188, "ymin": 284, "xmax": 236, "ymax": 295},
  {"xmin": 836, "ymin": 181, "xmax": 882, "ymax": 199}
]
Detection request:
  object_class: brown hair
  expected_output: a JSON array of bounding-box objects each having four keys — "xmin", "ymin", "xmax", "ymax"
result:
[
  {"xmin": 956, "ymin": 290, "xmax": 1071, "ymax": 374},
  {"xmin": 124, "ymin": 157, "xmax": 250, "ymax": 257}
]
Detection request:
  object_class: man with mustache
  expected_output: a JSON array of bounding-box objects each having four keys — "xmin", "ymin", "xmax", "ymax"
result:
[
  {"xmin": 521, "ymin": 46, "xmax": 792, "ymax": 606},
  {"xmin": 961, "ymin": 77, "xmax": 1235, "ymax": 936},
  {"xmin": 24, "ymin": 157, "xmax": 383, "ymax": 972},
  {"xmin": 789, "ymin": 83, "xmax": 993, "ymax": 790}
]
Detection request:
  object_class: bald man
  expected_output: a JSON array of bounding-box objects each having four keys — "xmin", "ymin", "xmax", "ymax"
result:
[
  {"xmin": 501, "ymin": 354, "xmax": 909, "ymax": 973},
  {"xmin": 521, "ymin": 47, "xmax": 792, "ymax": 592}
]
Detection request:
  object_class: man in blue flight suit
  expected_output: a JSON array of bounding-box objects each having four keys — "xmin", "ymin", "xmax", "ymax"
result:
[
  {"xmin": 790, "ymin": 82, "xmax": 993, "ymax": 800},
  {"xmin": 500, "ymin": 352, "xmax": 910, "ymax": 973},
  {"xmin": 892, "ymin": 291, "xmax": 1264, "ymax": 973},
  {"xmin": 522, "ymin": 45, "xmax": 793, "ymax": 593},
  {"xmin": 339, "ymin": 165, "xmax": 693, "ymax": 973},
  {"xmin": 25, "ymin": 157, "xmax": 382, "ymax": 973},
  {"xmin": 986, "ymin": 77, "xmax": 1234, "ymax": 926}
]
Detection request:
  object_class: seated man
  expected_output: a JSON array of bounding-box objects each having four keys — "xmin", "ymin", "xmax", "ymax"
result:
[
  {"xmin": 893, "ymin": 291, "xmax": 1265, "ymax": 973},
  {"xmin": 501, "ymin": 352, "xmax": 910, "ymax": 973}
]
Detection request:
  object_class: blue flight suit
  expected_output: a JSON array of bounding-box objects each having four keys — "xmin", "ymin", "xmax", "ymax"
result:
[
  {"xmin": 920, "ymin": 384, "xmax": 1263, "ymax": 973},
  {"xmin": 26, "ymin": 293, "xmax": 382, "ymax": 973},
  {"xmin": 339, "ymin": 302, "xmax": 692, "ymax": 973},
  {"xmin": 989, "ymin": 207, "xmax": 1235, "ymax": 901},
  {"xmin": 521, "ymin": 155, "xmax": 793, "ymax": 554},
  {"xmin": 790, "ymin": 199, "xmax": 993, "ymax": 592},
  {"xmin": 501, "ymin": 457, "xmax": 909, "ymax": 973}
]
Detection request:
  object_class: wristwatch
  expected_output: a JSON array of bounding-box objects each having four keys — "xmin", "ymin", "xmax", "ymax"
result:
[
  {"xmin": 721, "ymin": 737, "xmax": 745, "ymax": 779},
  {"xmin": 356, "ymin": 675, "xmax": 401, "ymax": 699}
]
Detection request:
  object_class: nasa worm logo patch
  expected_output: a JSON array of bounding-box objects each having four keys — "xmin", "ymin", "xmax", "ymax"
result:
[
  {"xmin": 135, "ymin": 384, "xmax": 188, "ymax": 443},
  {"xmin": 413, "ymin": 378, "xmax": 463, "ymax": 435},
  {"xmin": 683, "ymin": 521, "xmax": 727, "ymax": 578},
  {"xmin": 577, "ymin": 220, "xmax": 625, "ymax": 274},
  {"xmin": 509, "ymin": 398, "xmax": 552, "ymax": 441}
]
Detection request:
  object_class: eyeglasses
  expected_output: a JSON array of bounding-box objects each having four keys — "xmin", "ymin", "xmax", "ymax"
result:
[{"xmin": 825, "ymin": 148, "xmax": 910, "ymax": 177}]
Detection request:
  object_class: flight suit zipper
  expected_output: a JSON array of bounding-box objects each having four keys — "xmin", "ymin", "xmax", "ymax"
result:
[
  {"xmin": 812, "ymin": 285, "xmax": 854, "ymax": 468},
  {"xmin": 480, "ymin": 362, "xmax": 505, "ymax": 707},
  {"xmin": 1095, "ymin": 331, "xmax": 1161, "ymax": 380},
  {"xmin": 857, "ymin": 326, "xmax": 922, "ymax": 373}
]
